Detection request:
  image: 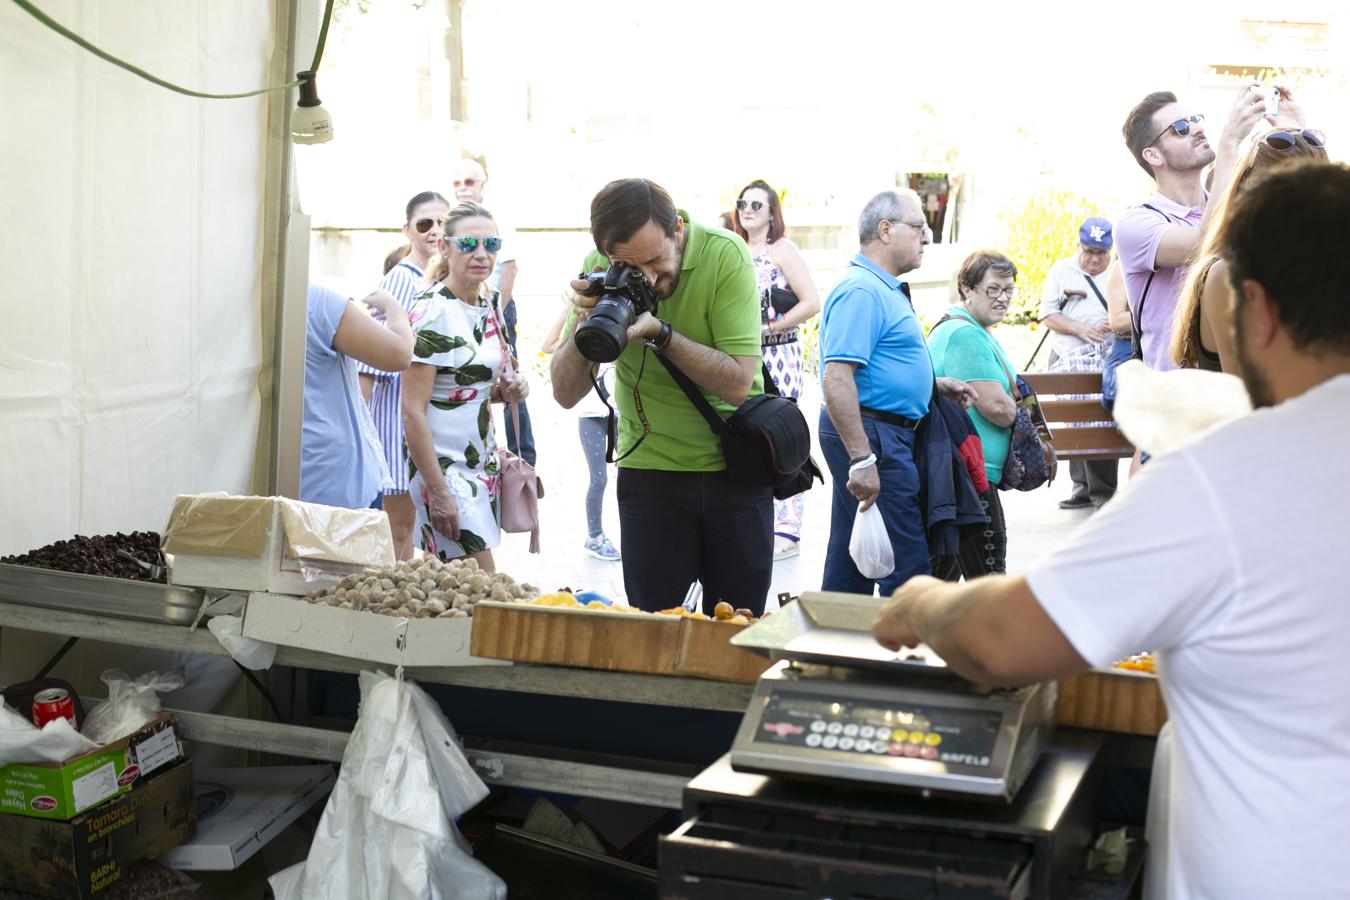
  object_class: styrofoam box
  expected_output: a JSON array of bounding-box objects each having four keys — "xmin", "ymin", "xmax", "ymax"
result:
[{"xmin": 241, "ymin": 592, "xmax": 509, "ymax": 667}]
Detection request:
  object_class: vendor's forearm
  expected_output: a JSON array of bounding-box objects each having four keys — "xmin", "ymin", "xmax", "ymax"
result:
[
  {"xmin": 822, "ymin": 363, "xmax": 871, "ymax": 459},
  {"xmin": 661, "ymin": 333, "xmax": 752, "ymax": 406},
  {"xmin": 549, "ymin": 337, "xmax": 599, "ymax": 409}
]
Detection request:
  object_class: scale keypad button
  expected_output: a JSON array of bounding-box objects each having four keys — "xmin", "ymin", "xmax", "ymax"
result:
[
  {"xmin": 920, "ymin": 746, "xmax": 939, "ymax": 760},
  {"xmin": 842, "ymin": 723, "xmax": 860, "ymax": 737},
  {"xmin": 854, "ymin": 739, "xmax": 871, "ymax": 753},
  {"xmin": 826, "ymin": 722, "xmax": 843, "ymax": 735},
  {"xmin": 908, "ymin": 730, "xmax": 926, "ymax": 744},
  {"xmin": 809, "ymin": 720, "xmax": 827, "ymax": 733},
  {"xmin": 903, "ymin": 744, "xmax": 922, "ymax": 758},
  {"xmin": 822, "ymin": 734, "xmax": 839, "ymax": 749},
  {"xmin": 805, "ymin": 733, "xmax": 823, "ymax": 748},
  {"xmin": 871, "ymin": 741, "xmax": 888, "ymax": 754},
  {"xmin": 887, "ymin": 743, "xmax": 904, "ymax": 756},
  {"xmin": 838, "ymin": 737, "xmax": 855, "ymax": 751},
  {"xmin": 859, "ymin": 725, "xmax": 876, "ymax": 739},
  {"xmin": 925, "ymin": 733, "xmax": 942, "ymax": 746},
  {"xmin": 875, "ymin": 727, "xmax": 892, "ymax": 741}
]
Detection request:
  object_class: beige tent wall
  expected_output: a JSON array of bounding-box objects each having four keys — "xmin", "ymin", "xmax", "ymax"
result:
[{"xmin": 0, "ymin": 0, "xmax": 296, "ymax": 555}]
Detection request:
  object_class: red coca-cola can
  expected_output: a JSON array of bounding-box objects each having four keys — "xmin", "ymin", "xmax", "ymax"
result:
[{"xmin": 32, "ymin": 688, "xmax": 76, "ymax": 730}]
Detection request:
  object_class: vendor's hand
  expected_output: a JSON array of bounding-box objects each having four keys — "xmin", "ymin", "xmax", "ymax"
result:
[
  {"xmin": 872, "ymin": 575, "xmax": 944, "ymax": 652},
  {"xmin": 427, "ymin": 485, "xmax": 460, "ymax": 541},
  {"xmin": 847, "ymin": 462, "xmax": 881, "ymax": 512},
  {"xmin": 497, "ymin": 371, "xmax": 529, "ymax": 403},
  {"xmin": 568, "ymin": 266, "xmax": 606, "ymax": 322},
  {"xmin": 1219, "ymin": 85, "xmax": 1268, "ymax": 151},
  {"xmin": 1270, "ymin": 83, "xmax": 1308, "ymax": 129},
  {"xmin": 626, "ymin": 310, "xmax": 662, "ymax": 345},
  {"xmin": 361, "ymin": 289, "xmax": 401, "ymax": 321},
  {"xmin": 1078, "ymin": 321, "xmax": 1110, "ymax": 344},
  {"xmin": 936, "ymin": 376, "xmax": 978, "ymax": 409}
]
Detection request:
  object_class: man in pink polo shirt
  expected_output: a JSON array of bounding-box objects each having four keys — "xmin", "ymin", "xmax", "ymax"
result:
[{"xmin": 1115, "ymin": 90, "xmax": 1266, "ymax": 370}]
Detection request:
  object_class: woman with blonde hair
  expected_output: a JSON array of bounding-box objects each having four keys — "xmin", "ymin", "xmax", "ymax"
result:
[
  {"xmin": 1170, "ymin": 97, "xmax": 1326, "ymax": 371},
  {"xmin": 401, "ymin": 202, "xmax": 528, "ymax": 570}
]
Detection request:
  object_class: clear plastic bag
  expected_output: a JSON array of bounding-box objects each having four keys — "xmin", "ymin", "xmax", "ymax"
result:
[
  {"xmin": 81, "ymin": 669, "xmax": 185, "ymax": 745},
  {"xmin": 206, "ymin": 613, "xmax": 277, "ymax": 670},
  {"xmin": 270, "ymin": 670, "xmax": 505, "ymax": 900},
  {"xmin": 849, "ymin": 504, "xmax": 895, "ymax": 580}
]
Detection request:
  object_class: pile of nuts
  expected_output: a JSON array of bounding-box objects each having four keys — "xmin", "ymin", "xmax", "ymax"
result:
[
  {"xmin": 306, "ymin": 556, "xmax": 538, "ymax": 619},
  {"xmin": 0, "ymin": 531, "xmax": 166, "ymax": 583}
]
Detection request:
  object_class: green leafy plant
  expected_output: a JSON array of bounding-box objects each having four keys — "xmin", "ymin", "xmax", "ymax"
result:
[{"xmin": 997, "ymin": 189, "xmax": 1101, "ymax": 325}]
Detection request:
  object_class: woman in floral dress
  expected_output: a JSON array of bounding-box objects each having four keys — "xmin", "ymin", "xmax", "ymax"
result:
[
  {"xmin": 401, "ymin": 202, "xmax": 529, "ymax": 569},
  {"xmin": 732, "ymin": 179, "xmax": 821, "ymax": 561}
]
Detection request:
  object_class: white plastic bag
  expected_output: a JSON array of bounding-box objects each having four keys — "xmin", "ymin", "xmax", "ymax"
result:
[
  {"xmin": 849, "ymin": 504, "xmax": 894, "ymax": 580},
  {"xmin": 0, "ymin": 695, "xmax": 100, "ymax": 765},
  {"xmin": 207, "ymin": 613, "xmax": 278, "ymax": 670},
  {"xmin": 270, "ymin": 670, "xmax": 505, "ymax": 900},
  {"xmin": 81, "ymin": 669, "xmax": 185, "ymax": 745}
]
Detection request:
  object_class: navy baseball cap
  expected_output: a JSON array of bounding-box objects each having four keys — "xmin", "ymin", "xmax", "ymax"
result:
[{"xmin": 1079, "ymin": 217, "xmax": 1113, "ymax": 250}]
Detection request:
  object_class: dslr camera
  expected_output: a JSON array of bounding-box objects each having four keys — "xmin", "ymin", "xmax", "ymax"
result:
[{"xmin": 573, "ymin": 263, "xmax": 660, "ymax": 363}]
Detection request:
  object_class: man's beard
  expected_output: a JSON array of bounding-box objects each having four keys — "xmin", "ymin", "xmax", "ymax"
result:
[
  {"xmin": 653, "ymin": 247, "xmax": 684, "ymax": 299},
  {"xmin": 1232, "ymin": 303, "xmax": 1275, "ymax": 408}
]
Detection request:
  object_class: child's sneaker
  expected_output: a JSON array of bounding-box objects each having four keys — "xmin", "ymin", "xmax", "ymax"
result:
[{"xmin": 583, "ymin": 534, "xmax": 621, "ymax": 561}]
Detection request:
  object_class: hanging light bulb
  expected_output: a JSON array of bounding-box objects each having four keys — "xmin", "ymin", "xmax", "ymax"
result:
[{"xmin": 291, "ymin": 70, "xmax": 333, "ymax": 144}]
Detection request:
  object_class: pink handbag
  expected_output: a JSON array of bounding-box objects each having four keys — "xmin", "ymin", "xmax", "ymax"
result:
[{"xmin": 487, "ymin": 297, "xmax": 544, "ymax": 553}]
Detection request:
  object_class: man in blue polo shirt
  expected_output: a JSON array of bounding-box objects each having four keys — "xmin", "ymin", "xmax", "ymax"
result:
[{"xmin": 819, "ymin": 188, "xmax": 976, "ymax": 593}]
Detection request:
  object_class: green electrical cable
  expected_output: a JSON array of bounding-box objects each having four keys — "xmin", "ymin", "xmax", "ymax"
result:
[{"xmin": 10, "ymin": 0, "xmax": 336, "ymax": 100}]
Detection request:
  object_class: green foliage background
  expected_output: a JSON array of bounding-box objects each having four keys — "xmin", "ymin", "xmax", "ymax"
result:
[{"xmin": 997, "ymin": 189, "xmax": 1103, "ymax": 325}]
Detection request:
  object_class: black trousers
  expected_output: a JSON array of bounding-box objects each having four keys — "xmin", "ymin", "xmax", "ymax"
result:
[
  {"xmin": 617, "ymin": 467, "xmax": 773, "ymax": 616},
  {"xmin": 1068, "ymin": 459, "xmax": 1119, "ymax": 503}
]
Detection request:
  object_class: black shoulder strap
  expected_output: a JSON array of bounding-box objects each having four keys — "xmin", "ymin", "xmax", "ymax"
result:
[
  {"xmin": 1131, "ymin": 203, "xmax": 1172, "ymax": 337},
  {"xmin": 1083, "ymin": 274, "xmax": 1109, "ymax": 311},
  {"xmin": 653, "ymin": 354, "xmax": 779, "ymax": 435}
]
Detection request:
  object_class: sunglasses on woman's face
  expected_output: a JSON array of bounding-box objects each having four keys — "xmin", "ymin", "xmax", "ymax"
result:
[
  {"xmin": 450, "ymin": 235, "xmax": 502, "ymax": 254},
  {"xmin": 1265, "ymin": 129, "xmax": 1326, "ymax": 150},
  {"xmin": 414, "ymin": 217, "xmax": 438, "ymax": 234},
  {"xmin": 735, "ymin": 199, "xmax": 765, "ymax": 212}
]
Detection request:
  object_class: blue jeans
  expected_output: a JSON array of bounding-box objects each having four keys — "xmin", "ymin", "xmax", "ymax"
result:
[{"xmin": 819, "ymin": 409, "xmax": 930, "ymax": 595}]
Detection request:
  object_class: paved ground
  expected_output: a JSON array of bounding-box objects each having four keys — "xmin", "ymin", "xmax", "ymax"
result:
[{"xmin": 491, "ymin": 377, "xmax": 1118, "ymax": 610}]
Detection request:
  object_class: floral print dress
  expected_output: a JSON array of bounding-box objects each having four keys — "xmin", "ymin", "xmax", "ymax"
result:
[{"xmin": 406, "ymin": 284, "xmax": 505, "ymax": 559}]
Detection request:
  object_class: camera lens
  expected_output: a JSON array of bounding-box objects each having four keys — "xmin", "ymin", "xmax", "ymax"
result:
[{"xmin": 574, "ymin": 296, "xmax": 635, "ymax": 363}]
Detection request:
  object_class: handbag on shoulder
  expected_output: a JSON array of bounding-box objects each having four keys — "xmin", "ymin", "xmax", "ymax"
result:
[
  {"xmin": 658, "ymin": 355, "xmax": 823, "ymax": 500},
  {"xmin": 487, "ymin": 297, "xmax": 544, "ymax": 552}
]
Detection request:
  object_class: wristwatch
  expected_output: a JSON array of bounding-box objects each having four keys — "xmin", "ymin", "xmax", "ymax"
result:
[{"xmin": 644, "ymin": 319, "xmax": 673, "ymax": 352}]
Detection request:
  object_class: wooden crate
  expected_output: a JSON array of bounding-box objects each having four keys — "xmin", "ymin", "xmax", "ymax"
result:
[
  {"xmin": 470, "ymin": 602, "xmax": 680, "ymax": 675},
  {"xmin": 672, "ymin": 618, "xmax": 772, "ymax": 684},
  {"xmin": 1057, "ymin": 668, "xmax": 1167, "ymax": 736}
]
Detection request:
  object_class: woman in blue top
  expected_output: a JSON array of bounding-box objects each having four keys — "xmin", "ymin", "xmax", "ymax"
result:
[{"xmin": 927, "ymin": 250, "xmax": 1020, "ymax": 576}]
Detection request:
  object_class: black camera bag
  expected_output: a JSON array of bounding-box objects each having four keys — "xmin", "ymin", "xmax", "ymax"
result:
[{"xmin": 658, "ymin": 356, "xmax": 823, "ymax": 500}]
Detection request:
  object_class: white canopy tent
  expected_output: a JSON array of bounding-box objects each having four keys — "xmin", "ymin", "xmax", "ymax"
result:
[{"xmin": 0, "ymin": 0, "xmax": 317, "ymax": 556}]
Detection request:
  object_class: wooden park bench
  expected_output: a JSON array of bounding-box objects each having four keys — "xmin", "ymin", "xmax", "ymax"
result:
[{"xmin": 1020, "ymin": 372, "xmax": 1135, "ymax": 462}]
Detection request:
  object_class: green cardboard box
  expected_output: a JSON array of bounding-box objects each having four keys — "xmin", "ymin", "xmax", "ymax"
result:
[
  {"xmin": 0, "ymin": 758, "xmax": 196, "ymax": 898},
  {"xmin": 0, "ymin": 714, "xmax": 182, "ymax": 820}
]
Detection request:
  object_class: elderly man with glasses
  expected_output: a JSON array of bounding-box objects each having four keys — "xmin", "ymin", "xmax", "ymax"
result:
[
  {"xmin": 818, "ymin": 188, "xmax": 977, "ymax": 594},
  {"xmin": 1115, "ymin": 89, "xmax": 1268, "ymax": 371}
]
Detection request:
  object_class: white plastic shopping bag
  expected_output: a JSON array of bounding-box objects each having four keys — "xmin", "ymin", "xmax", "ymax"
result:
[
  {"xmin": 848, "ymin": 504, "xmax": 894, "ymax": 580},
  {"xmin": 270, "ymin": 670, "xmax": 505, "ymax": 900}
]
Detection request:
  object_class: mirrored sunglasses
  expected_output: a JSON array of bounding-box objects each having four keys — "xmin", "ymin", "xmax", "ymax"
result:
[
  {"xmin": 735, "ymin": 199, "xmax": 764, "ymax": 212},
  {"xmin": 452, "ymin": 235, "xmax": 502, "ymax": 254},
  {"xmin": 1265, "ymin": 129, "xmax": 1326, "ymax": 150}
]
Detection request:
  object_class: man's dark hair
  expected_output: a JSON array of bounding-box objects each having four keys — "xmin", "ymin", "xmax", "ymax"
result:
[
  {"xmin": 1220, "ymin": 159, "xmax": 1350, "ymax": 354},
  {"xmin": 1123, "ymin": 91, "xmax": 1177, "ymax": 179},
  {"xmin": 590, "ymin": 178, "xmax": 679, "ymax": 255}
]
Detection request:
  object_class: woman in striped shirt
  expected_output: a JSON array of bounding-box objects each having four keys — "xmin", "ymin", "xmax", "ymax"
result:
[{"xmin": 358, "ymin": 190, "xmax": 449, "ymax": 560}]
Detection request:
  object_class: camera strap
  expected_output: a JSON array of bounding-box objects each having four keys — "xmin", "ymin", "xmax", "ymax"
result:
[{"xmin": 599, "ymin": 348, "xmax": 653, "ymax": 464}]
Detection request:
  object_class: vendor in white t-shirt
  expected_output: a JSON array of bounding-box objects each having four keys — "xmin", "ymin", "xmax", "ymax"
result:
[{"xmin": 872, "ymin": 161, "xmax": 1350, "ymax": 900}]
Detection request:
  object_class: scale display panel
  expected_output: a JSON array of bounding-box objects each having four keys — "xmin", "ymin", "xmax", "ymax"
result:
[{"xmin": 753, "ymin": 690, "xmax": 1002, "ymax": 768}]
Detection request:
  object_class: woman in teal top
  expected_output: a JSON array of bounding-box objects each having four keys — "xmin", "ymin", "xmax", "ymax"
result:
[{"xmin": 927, "ymin": 250, "xmax": 1020, "ymax": 575}]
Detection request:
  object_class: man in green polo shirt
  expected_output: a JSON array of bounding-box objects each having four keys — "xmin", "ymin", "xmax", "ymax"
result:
[{"xmin": 551, "ymin": 178, "xmax": 770, "ymax": 614}]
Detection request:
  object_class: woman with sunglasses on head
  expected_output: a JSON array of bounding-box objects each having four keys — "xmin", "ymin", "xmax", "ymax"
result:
[
  {"xmin": 1170, "ymin": 97, "xmax": 1326, "ymax": 371},
  {"xmin": 401, "ymin": 202, "xmax": 528, "ymax": 570},
  {"xmin": 356, "ymin": 191, "xmax": 449, "ymax": 560},
  {"xmin": 927, "ymin": 251, "xmax": 1021, "ymax": 577},
  {"xmin": 731, "ymin": 179, "xmax": 821, "ymax": 561}
]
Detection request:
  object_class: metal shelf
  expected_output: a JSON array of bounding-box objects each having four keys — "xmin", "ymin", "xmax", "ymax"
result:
[{"xmin": 0, "ymin": 563, "xmax": 204, "ymax": 625}]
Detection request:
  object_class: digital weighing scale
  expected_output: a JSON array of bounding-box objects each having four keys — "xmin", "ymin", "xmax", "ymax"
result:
[{"xmin": 728, "ymin": 591, "xmax": 1057, "ymax": 803}]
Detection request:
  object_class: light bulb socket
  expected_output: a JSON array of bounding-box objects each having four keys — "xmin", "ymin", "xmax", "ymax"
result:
[{"xmin": 296, "ymin": 70, "xmax": 322, "ymax": 108}]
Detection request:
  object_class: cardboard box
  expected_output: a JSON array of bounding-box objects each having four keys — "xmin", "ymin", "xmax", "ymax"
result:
[
  {"xmin": 242, "ymin": 592, "xmax": 509, "ymax": 668},
  {"xmin": 0, "ymin": 759, "xmax": 196, "ymax": 898},
  {"xmin": 0, "ymin": 715, "xmax": 183, "ymax": 820},
  {"xmin": 162, "ymin": 494, "xmax": 395, "ymax": 596},
  {"xmin": 160, "ymin": 765, "xmax": 335, "ymax": 870}
]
